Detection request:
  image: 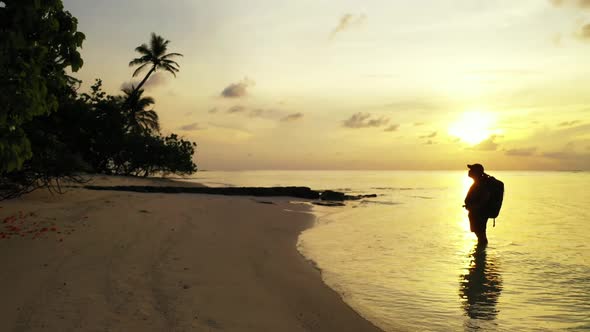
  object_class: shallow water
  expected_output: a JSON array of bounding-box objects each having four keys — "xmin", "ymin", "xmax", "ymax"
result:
[{"xmin": 187, "ymin": 170, "xmax": 590, "ymax": 331}]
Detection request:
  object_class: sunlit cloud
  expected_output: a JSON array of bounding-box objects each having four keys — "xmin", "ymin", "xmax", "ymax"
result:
[
  {"xmin": 577, "ymin": 23, "xmax": 590, "ymax": 39},
  {"xmin": 505, "ymin": 147, "xmax": 537, "ymax": 156},
  {"xmin": 221, "ymin": 78, "xmax": 255, "ymax": 98},
  {"xmin": 343, "ymin": 112, "xmax": 389, "ymax": 128},
  {"xmin": 208, "ymin": 107, "xmax": 219, "ymax": 114},
  {"xmin": 384, "ymin": 124, "xmax": 400, "ymax": 132},
  {"xmin": 227, "ymin": 105, "xmax": 247, "ymax": 113},
  {"xmin": 420, "ymin": 131, "xmax": 437, "ymax": 139},
  {"xmin": 559, "ymin": 120, "xmax": 581, "ymax": 126},
  {"xmin": 472, "ymin": 135, "xmax": 500, "ymax": 151},
  {"xmin": 549, "ymin": 0, "xmax": 590, "ymax": 9},
  {"xmin": 551, "ymin": 0, "xmax": 590, "ymax": 41},
  {"xmin": 281, "ymin": 112, "xmax": 304, "ymax": 122},
  {"xmin": 121, "ymin": 73, "xmax": 167, "ymax": 91},
  {"xmin": 248, "ymin": 108, "xmax": 277, "ymax": 119},
  {"xmin": 329, "ymin": 13, "xmax": 366, "ymax": 40},
  {"xmin": 542, "ymin": 150, "xmax": 589, "ymax": 160},
  {"xmin": 179, "ymin": 122, "xmax": 202, "ymax": 131}
]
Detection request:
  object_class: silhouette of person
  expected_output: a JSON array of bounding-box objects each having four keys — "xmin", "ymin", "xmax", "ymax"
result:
[
  {"xmin": 464, "ymin": 163, "xmax": 490, "ymax": 244},
  {"xmin": 459, "ymin": 243, "xmax": 503, "ymax": 324}
]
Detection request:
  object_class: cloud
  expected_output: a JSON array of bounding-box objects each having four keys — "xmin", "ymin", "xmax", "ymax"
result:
[
  {"xmin": 221, "ymin": 78, "xmax": 255, "ymax": 98},
  {"xmin": 413, "ymin": 122, "xmax": 425, "ymax": 126},
  {"xmin": 550, "ymin": 0, "xmax": 590, "ymax": 8},
  {"xmin": 578, "ymin": 23, "xmax": 590, "ymax": 40},
  {"xmin": 468, "ymin": 69, "xmax": 539, "ymax": 76},
  {"xmin": 330, "ymin": 14, "xmax": 366, "ymax": 40},
  {"xmin": 248, "ymin": 108, "xmax": 277, "ymax": 118},
  {"xmin": 505, "ymin": 147, "xmax": 537, "ymax": 156},
  {"xmin": 473, "ymin": 135, "xmax": 500, "ymax": 151},
  {"xmin": 179, "ymin": 122, "xmax": 202, "ymax": 131},
  {"xmin": 420, "ymin": 131, "xmax": 437, "ymax": 139},
  {"xmin": 384, "ymin": 124, "xmax": 400, "ymax": 132},
  {"xmin": 227, "ymin": 105, "xmax": 247, "ymax": 113},
  {"xmin": 281, "ymin": 112, "xmax": 304, "ymax": 122},
  {"xmin": 121, "ymin": 73, "xmax": 167, "ymax": 91},
  {"xmin": 542, "ymin": 151, "xmax": 579, "ymax": 159},
  {"xmin": 208, "ymin": 107, "xmax": 219, "ymax": 114},
  {"xmin": 343, "ymin": 112, "xmax": 389, "ymax": 128},
  {"xmin": 559, "ymin": 120, "xmax": 581, "ymax": 126},
  {"xmin": 551, "ymin": 0, "xmax": 590, "ymax": 42}
]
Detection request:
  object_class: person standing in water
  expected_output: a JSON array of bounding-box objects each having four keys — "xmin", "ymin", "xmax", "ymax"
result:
[{"xmin": 464, "ymin": 164, "xmax": 491, "ymax": 244}]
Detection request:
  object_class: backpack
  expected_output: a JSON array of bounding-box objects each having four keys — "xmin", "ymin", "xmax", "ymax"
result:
[{"xmin": 484, "ymin": 175, "xmax": 504, "ymax": 224}]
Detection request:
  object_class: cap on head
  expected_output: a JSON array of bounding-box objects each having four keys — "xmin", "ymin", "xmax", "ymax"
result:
[{"xmin": 467, "ymin": 163, "xmax": 485, "ymax": 174}]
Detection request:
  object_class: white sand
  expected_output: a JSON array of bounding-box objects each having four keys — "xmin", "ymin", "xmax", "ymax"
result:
[{"xmin": 0, "ymin": 176, "xmax": 382, "ymax": 331}]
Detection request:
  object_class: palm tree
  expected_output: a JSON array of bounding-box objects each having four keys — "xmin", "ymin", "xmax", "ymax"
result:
[
  {"xmin": 129, "ymin": 33, "xmax": 182, "ymax": 94},
  {"xmin": 122, "ymin": 87, "xmax": 160, "ymax": 134}
]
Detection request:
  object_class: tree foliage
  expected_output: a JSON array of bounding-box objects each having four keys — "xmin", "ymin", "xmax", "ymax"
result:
[
  {"xmin": 1, "ymin": 5, "xmax": 198, "ymax": 200},
  {"xmin": 129, "ymin": 33, "xmax": 183, "ymax": 94},
  {"xmin": 0, "ymin": 0, "xmax": 85, "ymax": 172}
]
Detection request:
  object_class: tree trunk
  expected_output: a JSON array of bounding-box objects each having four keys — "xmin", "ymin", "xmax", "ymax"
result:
[{"xmin": 134, "ymin": 66, "xmax": 156, "ymax": 95}]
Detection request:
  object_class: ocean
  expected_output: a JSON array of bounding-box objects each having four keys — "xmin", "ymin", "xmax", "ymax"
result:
[{"xmin": 185, "ymin": 170, "xmax": 590, "ymax": 331}]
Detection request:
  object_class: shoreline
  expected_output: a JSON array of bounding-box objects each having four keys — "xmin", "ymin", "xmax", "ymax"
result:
[{"xmin": 0, "ymin": 175, "xmax": 383, "ymax": 331}]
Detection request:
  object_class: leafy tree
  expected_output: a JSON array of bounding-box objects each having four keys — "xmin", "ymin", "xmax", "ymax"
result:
[
  {"xmin": 129, "ymin": 33, "xmax": 182, "ymax": 94},
  {"xmin": 0, "ymin": 0, "xmax": 84, "ymax": 173},
  {"xmin": 121, "ymin": 87, "xmax": 160, "ymax": 134}
]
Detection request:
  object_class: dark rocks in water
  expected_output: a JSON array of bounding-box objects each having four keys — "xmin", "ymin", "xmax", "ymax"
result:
[
  {"xmin": 319, "ymin": 190, "xmax": 346, "ymax": 201},
  {"xmin": 344, "ymin": 193, "xmax": 378, "ymax": 200},
  {"xmin": 85, "ymin": 185, "xmax": 377, "ymax": 202},
  {"xmin": 85, "ymin": 185, "xmax": 320, "ymax": 200},
  {"xmin": 255, "ymin": 200, "xmax": 275, "ymax": 205},
  {"xmin": 313, "ymin": 201, "xmax": 346, "ymax": 207},
  {"xmin": 320, "ymin": 191, "xmax": 377, "ymax": 201}
]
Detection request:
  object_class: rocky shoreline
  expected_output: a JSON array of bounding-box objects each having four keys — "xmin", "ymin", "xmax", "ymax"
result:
[{"xmin": 84, "ymin": 185, "xmax": 377, "ymax": 202}]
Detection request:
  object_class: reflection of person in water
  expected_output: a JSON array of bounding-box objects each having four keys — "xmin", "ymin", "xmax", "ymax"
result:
[{"xmin": 459, "ymin": 244, "xmax": 503, "ymax": 321}]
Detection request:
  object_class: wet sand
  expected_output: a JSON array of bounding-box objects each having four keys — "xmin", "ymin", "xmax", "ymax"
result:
[{"xmin": 0, "ymin": 176, "xmax": 382, "ymax": 331}]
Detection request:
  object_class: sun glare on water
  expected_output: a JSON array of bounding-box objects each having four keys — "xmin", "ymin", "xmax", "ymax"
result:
[{"xmin": 448, "ymin": 111, "xmax": 498, "ymax": 145}]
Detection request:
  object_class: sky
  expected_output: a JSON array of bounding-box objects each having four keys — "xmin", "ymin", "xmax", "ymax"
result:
[{"xmin": 62, "ymin": 0, "xmax": 590, "ymax": 170}]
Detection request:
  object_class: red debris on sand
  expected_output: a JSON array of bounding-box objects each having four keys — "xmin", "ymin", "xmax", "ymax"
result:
[{"xmin": 0, "ymin": 212, "xmax": 69, "ymax": 241}]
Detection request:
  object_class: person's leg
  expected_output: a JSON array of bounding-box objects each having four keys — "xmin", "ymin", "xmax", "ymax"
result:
[
  {"xmin": 476, "ymin": 231, "xmax": 488, "ymax": 245},
  {"xmin": 476, "ymin": 215, "xmax": 488, "ymax": 244}
]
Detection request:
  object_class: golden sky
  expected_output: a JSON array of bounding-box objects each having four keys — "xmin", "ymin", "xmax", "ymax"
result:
[{"xmin": 64, "ymin": 0, "xmax": 590, "ymax": 170}]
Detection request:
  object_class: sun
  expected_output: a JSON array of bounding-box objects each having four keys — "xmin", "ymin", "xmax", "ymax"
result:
[{"xmin": 448, "ymin": 111, "xmax": 497, "ymax": 145}]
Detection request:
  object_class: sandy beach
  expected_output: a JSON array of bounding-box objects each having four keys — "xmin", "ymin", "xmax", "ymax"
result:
[{"xmin": 0, "ymin": 176, "xmax": 382, "ymax": 332}]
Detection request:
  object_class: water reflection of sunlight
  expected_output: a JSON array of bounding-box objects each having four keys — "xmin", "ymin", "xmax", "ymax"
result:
[
  {"xmin": 462, "ymin": 175, "xmax": 474, "ymax": 194},
  {"xmin": 459, "ymin": 244, "xmax": 503, "ymax": 329},
  {"xmin": 460, "ymin": 174, "xmax": 474, "ymax": 234}
]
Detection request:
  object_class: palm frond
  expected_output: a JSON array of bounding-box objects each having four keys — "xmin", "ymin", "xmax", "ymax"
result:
[
  {"xmin": 162, "ymin": 52, "xmax": 183, "ymax": 59},
  {"xmin": 162, "ymin": 64, "xmax": 178, "ymax": 77},
  {"xmin": 129, "ymin": 54, "xmax": 152, "ymax": 64},
  {"xmin": 132, "ymin": 63, "xmax": 151, "ymax": 77},
  {"xmin": 134, "ymin": 44, "xmax": 151, "ymax": 56},
  {"xmin": 162, "ymin": 59, "xmax": 180, "ymax": 68},
  {"xmin": 150, "ymin": 33, "xmax": 170, "ymax": 58},
  {"xmin": 137, "ymin": 97, "xmax": 155, "ymax": 108},
  {"xmin": 137, "ymin": 110, "xmax": 160, "ymax": 133}
]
